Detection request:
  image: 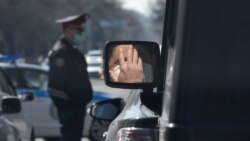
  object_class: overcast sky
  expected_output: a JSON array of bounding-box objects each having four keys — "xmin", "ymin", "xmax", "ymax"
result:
[{"xmin": 121, "ymin": 0, "xmax": 153, "ymax": 17}]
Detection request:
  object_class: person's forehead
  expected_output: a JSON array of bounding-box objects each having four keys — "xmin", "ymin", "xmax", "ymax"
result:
[
  {"xmin": 117, "ymin": 44, "xmax": 131, "ymax": 48},
  {"xmin": 116, "ymin": 45, "xmax": 131, "ymax": 52}
]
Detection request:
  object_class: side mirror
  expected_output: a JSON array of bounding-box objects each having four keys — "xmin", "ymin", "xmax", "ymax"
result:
[
  {"xmin": 89, "ymin": 98, "xmax": 124, "ymax": 121},
  {"xmin": 18, "ymin": 91, "xmax": 34, "ymax": 101},
  {"xmin": 103, "ymin": 41, "xmax": 160, "ymax": 89},
  {"xmin": 1, "ymin": 96, "xmax": 21, "ymax": 114}
]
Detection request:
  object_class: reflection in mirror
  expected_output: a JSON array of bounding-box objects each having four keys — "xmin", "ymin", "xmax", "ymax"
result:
[
  {"xmin": 92, "ymin": 103, "xmax": 119, "ymax": 120},
  {"xmin": 107, "ymin": 44, "xmax": 158, "ymax": 83}
]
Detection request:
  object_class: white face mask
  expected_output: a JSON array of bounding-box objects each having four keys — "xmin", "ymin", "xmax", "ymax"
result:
[{"xmin": 112, "ymin": 65, "xmax": 120, "ymax": 76}]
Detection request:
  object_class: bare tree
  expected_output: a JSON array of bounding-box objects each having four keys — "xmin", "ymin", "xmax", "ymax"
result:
[{"xmin": 0, "ymin": 0, "xmax": 158, "ymax": 63}]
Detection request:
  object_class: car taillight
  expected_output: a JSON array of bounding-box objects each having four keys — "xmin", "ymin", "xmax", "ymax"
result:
[{"xmin": 116, "ymin": 127, "xmax": 158, "ymax": 141}]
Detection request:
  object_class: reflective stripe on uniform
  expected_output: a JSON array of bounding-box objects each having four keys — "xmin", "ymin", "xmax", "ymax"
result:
[{"xmin": 48, "ymin": 88, "xmax": 69, "ymax": 100}]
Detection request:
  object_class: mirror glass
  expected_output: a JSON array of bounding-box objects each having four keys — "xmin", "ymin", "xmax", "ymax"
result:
[
  {"xmin": 105, "ymin": 42, "xmax": 160, "ymax": 84},
  {"xmin": 91, "ymin": 102, "xmax": 119, "ymax": 120}
]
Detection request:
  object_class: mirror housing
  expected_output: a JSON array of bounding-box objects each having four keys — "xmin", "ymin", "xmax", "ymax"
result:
[
  {"xmin": 89, "ymin": 98, "xmax": 124, "ymax": 121},
  {"xmin": 103, "ymin": 41, "xmax": 161, "ymax": 89},
  {"xmin": 2, "ymin": 96, "xmax": 21, "ymax": 114}
]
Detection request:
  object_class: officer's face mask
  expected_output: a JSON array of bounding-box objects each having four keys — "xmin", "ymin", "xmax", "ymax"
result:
[
  {"xmin": 69, "ymin": 27, "xmax": 85, "ymax": 46},
  {"xmin": 71, "ymin": 34, "xmax": 83, "ymax": 46}
]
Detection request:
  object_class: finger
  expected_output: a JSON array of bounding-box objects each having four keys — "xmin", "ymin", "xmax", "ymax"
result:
[
  {"xmin": 109, "ymin": 70, "xmax": 117, "ymax": 82},
  {"xmin": 138, "ymin": 57, "xmax": 143, "ymax": 68},
  {"xmin": 119, "ymin": 47, "xmax": 126, "ymax": 68},
  {"xmin": 98, "ymin": 69, "xmax": 104, "ymax": 79},
  {"xmin": 133, "ymin": 48, "xmax": 139, "ymax": 64},
  {"xmin": 127, "ymin": 45, "xmax": 133, "ymax": 64},
  {"xmin": 98, "ymin": 69, "xmax": 103, "ymax": 75},
  {"xmin": 138, "ymin": 57, "xmax": 144, "ymax": 82}
]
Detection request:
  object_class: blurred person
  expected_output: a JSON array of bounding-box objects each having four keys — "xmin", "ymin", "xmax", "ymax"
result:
[{"xmin": 47, "ymin": 13, "xmax": 93, "ymax": 141}]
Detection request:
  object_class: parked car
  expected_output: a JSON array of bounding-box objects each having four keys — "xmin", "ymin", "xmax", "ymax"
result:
[
  {"xmin": 91, "ymin": 0, "xmax": 250, "ymax": 141},
  {"xmin": 0, "ymin": 67, "xmax": 34, "ymax": 141},
  {"xmin": 0, "ymin": 58, "xmax": 115, "ymax": 141},
  {"xmin": 41, "ymin": 58, "xmax": 49, "ymax": 70},
  {"xmin": 0, "ymin": 96, "xmax": 23, "ymax": 141},
  {"xmin": 85, "ymin": 50, "xmax": 102, "ymax": 77},
  {"xmin": 41, "ymin": 50, "xmax": 102, "ymax": 77}
]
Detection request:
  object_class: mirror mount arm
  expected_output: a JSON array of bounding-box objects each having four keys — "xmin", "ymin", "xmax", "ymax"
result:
[
  {"xmin": 142, "ymin": 87, "xmax": 153, "ymax": 93},
  {"xmin": 140, "ymin": 91, "xmax": 163, "ymax": 116}
]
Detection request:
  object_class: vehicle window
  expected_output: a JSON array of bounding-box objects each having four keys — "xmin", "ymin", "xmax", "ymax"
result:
[
  {"xmin": 0, "ymin": 69, "xmax": 16, "ymax": 96},
  {"xmin": 6, "ymin": 68, "xmax": 48, "ymax": 90},
  {"xmin": 0, "ymin": 70, "xmax": 6, "ymax": 92},
  {"xmin": 5, "ymin": 69, "xmax": 27, "ymax": 88},
  {"xmin": 90, "ymin": 54, "xmax": 100, "ymax": 57},
  {"xmin": 22, "ymin": 69, "xmax": 48, "ymax": 90}
]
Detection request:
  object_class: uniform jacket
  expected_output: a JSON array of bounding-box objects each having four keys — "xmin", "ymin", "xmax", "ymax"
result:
[{"xmin": 48, "ymin": 37, "xmax": 93, "ymax": 105}]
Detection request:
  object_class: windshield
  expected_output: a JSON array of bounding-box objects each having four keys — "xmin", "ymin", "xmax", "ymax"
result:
[{"xmin": 6, "ymin": 68, "xmax": 48, "ymax": 90}]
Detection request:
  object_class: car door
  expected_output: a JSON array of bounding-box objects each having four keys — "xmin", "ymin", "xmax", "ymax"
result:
[
  {"xmin": 0, "ymin": 68, "xmax": 33, "ymax": 141},
  {"xmin": 18, "ymin": 68, "xmax": 60, "ymax": 136}
]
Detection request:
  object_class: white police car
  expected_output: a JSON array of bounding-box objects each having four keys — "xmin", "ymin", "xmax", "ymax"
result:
[
  {"xmin": 0, "ymin": 66, "xmax": 34, "ymax": 141},
  {"xmin": 42, "ymin": 49, "xmax": 103, "ymax": 78},
  {"xmin": 85, "ymin": 50, "xmax": 102, "ymax": 77},
  {"xmin": 0, "ymin": 55, "xmax": 115, "ymax": 141},
  {"xmin": 0, "ymin": 116, "xmax": 21, "ymax": 141}
]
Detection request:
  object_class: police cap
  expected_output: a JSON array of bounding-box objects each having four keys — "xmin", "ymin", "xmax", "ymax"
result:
[{"xmin": 55, "ymin": 13, "xmax": 90, "ymax": 28}]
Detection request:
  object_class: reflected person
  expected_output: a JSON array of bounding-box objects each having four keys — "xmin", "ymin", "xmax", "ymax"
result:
[{"xmin": 108, "ymin": 45, "xmax": 144, "ymax": 83}]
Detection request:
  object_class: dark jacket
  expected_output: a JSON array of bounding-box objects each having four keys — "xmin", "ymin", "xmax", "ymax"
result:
[{"xmin": 48, "ymin": 37, "xmax": 93, "ymax": 106}]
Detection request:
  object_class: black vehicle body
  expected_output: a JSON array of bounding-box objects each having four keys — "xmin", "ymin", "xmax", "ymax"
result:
[{"xmin": 160, "ymin": 0, "xmax": 250, "ymax": 141}]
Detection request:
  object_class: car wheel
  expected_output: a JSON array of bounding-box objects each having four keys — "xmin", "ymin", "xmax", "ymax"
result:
[
  {"xmin": 44, "ymin": 137, "xmax": 61, "ymax": 141},
  {"xmin": 89, "ymin": 119, "xmax": 110, "ymax": 141}
]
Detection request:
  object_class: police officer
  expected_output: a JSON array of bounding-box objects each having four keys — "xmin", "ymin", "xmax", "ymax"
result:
[{"xmin": 48, "ymin": 13, "xmax": 93, "ymax": 141}]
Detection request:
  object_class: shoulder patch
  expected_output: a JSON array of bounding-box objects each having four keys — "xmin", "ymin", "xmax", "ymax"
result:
[{"xmin": 55, "ymin": 58, "xmax": 65, "ymax": 67}]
